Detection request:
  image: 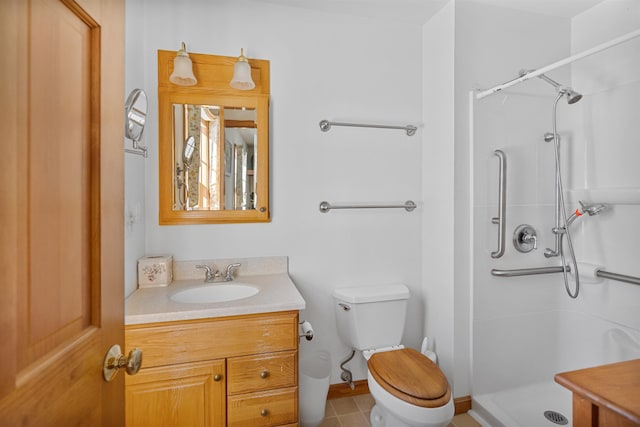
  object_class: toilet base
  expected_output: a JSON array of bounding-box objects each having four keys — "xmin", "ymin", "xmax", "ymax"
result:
[
  {"xmin": 368, "ymin": 372, "xmax": 454, "ymax": 427},
  {"xmin": 369, "ymin": 403, "xmax": 454, "ymax": 427}
]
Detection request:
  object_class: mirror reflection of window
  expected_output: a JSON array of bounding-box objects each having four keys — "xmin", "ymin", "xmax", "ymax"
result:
[{"xmin": 172, "ymin": 104, "xmax": 257, "ymax": 211}]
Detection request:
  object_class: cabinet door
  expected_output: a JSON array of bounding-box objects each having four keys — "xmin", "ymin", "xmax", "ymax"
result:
[{"xmin": 125, "ymin": 359, "xmax": 226, "ymax": 427}]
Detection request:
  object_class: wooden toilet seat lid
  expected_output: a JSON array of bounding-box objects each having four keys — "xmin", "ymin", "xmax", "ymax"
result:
[{"xmin": 368, "ymin": 348, "xmax": 451, "ymax": 408}]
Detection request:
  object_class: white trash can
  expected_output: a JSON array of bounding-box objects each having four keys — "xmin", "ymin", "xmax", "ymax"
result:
[{"xmin": 299, "ymin": 350, "xmax": 332, "ymax": 427}]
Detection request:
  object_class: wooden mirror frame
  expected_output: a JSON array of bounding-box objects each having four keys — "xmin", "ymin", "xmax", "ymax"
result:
[{"xmin": 158, "ymin": 49, "xmax": 270, "ymax": 224}]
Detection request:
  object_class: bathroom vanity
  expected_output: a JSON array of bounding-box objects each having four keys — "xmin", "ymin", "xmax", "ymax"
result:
[{"xmin": 124, "ymin": 258, "xmax": 305, "ymax": 427}]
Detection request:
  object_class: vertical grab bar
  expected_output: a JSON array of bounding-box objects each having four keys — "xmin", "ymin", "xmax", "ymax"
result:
[{"xmin": 491, "ymin": 150, "xmax": 507, "ymax": 258}]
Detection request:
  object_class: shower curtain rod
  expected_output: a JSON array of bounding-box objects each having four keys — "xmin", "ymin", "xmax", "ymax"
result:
[{"xmin": 476, "ymin": 27, "xmax": 640, "ymax": 100}]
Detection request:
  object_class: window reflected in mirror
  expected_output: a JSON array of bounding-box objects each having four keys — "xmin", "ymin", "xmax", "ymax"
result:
[{"xmin": 173, "ymin": 104, "xmax": 258, "ymax": 212}]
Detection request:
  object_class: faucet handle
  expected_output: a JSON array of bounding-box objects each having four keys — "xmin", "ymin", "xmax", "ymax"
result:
[
  {"xmin": 196, "ymin": 264, "xmax": 219, "ymax": 282},
  {"xmin": 224, "ymin": 263, "xmax": 241, "ymax": 280}
]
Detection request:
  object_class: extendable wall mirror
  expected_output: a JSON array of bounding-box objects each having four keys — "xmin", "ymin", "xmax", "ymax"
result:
[{"xmin": 125, "ymin": 89, "xmax": 149, "ymax": 157}]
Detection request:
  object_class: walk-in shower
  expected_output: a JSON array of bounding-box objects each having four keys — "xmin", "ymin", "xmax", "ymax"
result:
[{"xmin": 471, "ymin": 19, "xmax": 640, "ymax": 426}]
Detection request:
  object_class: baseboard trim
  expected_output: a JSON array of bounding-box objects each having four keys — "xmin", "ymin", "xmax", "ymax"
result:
[
  {"xmin": 328, "ymin": 383, "xmax": 472, "ymax": 416},
  {"xmin": 327, "ymin": 380, "xmax": 370, "ymax": 400},
  {"xmin": 454, "ymin": 395, "xmax": 472, "ymax": 415}
]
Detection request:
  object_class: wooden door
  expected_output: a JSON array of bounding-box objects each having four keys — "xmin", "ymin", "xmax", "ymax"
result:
[{"xmin": 0, "ymin": 0, "xmax": 125, "ymax": 425}]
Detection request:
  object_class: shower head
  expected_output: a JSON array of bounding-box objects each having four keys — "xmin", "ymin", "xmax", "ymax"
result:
[
  {"xmin": 579, "ymin": 201, "xmax": 608, "ymax": 216},
  {"xmin": 563, "ymin": 88, "xmax": 583, "ymax": 104},
  {"xmin": 519, "ymin": 69, "xmax": 582, "ymax": 104}
]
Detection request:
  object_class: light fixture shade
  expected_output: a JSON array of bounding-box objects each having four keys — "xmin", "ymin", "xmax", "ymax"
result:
[
  {"xmin": 170, "ymin": 42, "xmax": 197, "ymax": 86},
  {"xmin": 230, "ymin": 49, "xmax": 255, "ymax": 90}
]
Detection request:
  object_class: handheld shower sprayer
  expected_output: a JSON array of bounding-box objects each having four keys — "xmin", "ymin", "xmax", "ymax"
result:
[
  {"xmin": 579, "ymin": 200, "xmax": 608, "ymax": 216},
  {"xmin": 565, "ymin": 201, "xmax": 608, "ymax": 227}
]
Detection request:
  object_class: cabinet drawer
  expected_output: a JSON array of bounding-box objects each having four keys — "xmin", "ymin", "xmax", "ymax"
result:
[
  {"xmin": 228, "ymin": 386, "xmax": 298, "ymax": 427},
  {"xmin": 228, "ymin": 351, "xmax": 297, "ymax": 395},
  {"xmin": 125, "ymin": 311, "xmax": 298, "ymax": 368}
]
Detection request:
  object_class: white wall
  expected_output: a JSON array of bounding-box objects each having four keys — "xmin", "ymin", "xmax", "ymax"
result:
[
  {"xmin": 126, "ymin": 0, "xmax": 424, "ymax": 384},
  {"xmin": 124, "ymin": 0, "xmax": 148, "ymax": 298},
  {"xmin": 421, "ymin": 1, "xmax": 457, "ymax": 394}
]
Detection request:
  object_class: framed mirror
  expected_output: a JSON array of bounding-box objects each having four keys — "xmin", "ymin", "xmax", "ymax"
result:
[{"xmin": 158, "ymin": 50, "xmax": 270, "ymax": 224}]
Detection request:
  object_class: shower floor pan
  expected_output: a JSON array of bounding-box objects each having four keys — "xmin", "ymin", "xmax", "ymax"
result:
[{"xmin": 469, "ymin": 381, "xmax": 573, "ymax": 427}]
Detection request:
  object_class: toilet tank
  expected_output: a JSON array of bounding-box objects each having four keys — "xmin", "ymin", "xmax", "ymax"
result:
[{"xmin": 333, "ymin": 284, "xmax": 409, "ymax": 351}]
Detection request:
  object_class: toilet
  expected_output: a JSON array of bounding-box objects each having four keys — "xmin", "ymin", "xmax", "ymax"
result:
[{"xmin": 333, "ymin": 284, "xmax": 454, "ymax": 427}]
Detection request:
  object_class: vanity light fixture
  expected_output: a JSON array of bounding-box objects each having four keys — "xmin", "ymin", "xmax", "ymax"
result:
[
  {"xmin": 169, "ymin": 42, "xmax": 197, "ymax": 86},
  {"xmin": 230, "ymin": 48, "xmax": 255, "ymax": 90}
]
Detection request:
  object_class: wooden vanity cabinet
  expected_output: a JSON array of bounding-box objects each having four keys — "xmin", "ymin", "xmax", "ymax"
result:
[{"xmin": 125, "ymin": 311, "xmax": 299, "ymax": 427}]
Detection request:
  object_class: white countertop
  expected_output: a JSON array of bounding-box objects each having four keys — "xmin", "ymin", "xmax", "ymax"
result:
[{"xmin": 125, "ymin": 273, "xmax": 306, "ymax": 325}]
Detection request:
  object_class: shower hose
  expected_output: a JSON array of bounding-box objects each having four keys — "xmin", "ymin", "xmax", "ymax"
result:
[{"xmin": 551, "ymin": 91, "xmax": 580, "ymax": 299}]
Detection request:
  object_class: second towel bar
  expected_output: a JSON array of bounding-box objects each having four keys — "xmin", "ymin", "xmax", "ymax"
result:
[{"xmin": 319, "ymin": 200, "xmax": 417, "ymax": 213}]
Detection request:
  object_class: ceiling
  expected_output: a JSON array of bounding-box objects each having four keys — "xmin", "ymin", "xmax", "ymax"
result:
[
  {"xmin": 259, "ymin": 0, "xmax": 605, "ymax": 25},
  {"xmin": 468, "ymin": 0, "xmax": 605, "ymax": 18}
]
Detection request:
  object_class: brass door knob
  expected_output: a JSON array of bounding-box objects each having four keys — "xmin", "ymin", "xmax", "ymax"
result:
[
  {"xmin": 214, "ymin": 374, "xmax": 223, "ymax": 382},
  {"xmin": 260, "ymin": 370, "xmax": 269, "ymax": 379},
  {"xmin": 103, "ymin": 345, "xmax": 143, "ymax": 382},
  {"xmin": 260, "ymin": 409, "xmax": 269, "ymax": 417}
]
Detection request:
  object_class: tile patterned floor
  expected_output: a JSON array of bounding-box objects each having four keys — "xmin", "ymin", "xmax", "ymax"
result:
[{"xmin": 319, "ymin": 395, "xmax": 482, "ymax": 427}]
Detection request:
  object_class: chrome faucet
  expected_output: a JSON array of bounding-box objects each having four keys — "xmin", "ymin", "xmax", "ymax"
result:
[
  {"xmin": 196, "ymin": 263, "xmax": 241, "ymax": 283},
  {"xmin": 196, "ymin": 264, "xmax": 220, "ymax": 283},
  {"xmin": 223, "ymin": 263, "xmax": 241, "ymax": 281}
]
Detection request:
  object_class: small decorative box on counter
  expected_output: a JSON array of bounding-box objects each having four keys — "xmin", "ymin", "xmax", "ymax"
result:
[{"xmin": 138, "ymin": 255, "xmax": 173, "ymax": 287}]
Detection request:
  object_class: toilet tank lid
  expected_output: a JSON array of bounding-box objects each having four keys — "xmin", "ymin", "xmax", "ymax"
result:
[{"xmin": 332, "ymin": 284, "xmax": 409, "ymax": 303}]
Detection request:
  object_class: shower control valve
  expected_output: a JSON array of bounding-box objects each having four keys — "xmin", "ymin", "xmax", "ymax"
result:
[{"xmin": 513, "ymin": 224, "xmax": 538, "ymax": 253}]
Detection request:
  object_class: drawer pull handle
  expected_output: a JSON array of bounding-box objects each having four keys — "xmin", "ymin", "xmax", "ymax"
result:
[
  {"xmin": 260, "ymin": 370, "xmax": 269, "ymax": 379},
  {"xmin": 260, "ymin": 409, "xmax": 269, "ymax": 417},
  {"xmin": 213, "ymin": 374, "xmax": 222, "ymax": 381}
]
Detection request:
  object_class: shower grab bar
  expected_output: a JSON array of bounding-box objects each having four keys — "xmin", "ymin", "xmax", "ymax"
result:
[
  {"xmin": 491, "ymin": 266, "xmax": 640, "ymax": 286},
  {"xmin": 491, "ymin": 266, "xmax": 568, "ymax": 277},
  {"xmin": 491, "ymin": 150, "xmax": 507, "ymax": 258},
  {"xmin": 319, "ymin": 200, "xmax": 417, "ymax": 213},
  {"xmin": 319, "ymin": 120, "xmax": 418, "ymax": 136},
  {"xmin": 596, "ymin": 270, "xmax": 640, "ymax": 286}
]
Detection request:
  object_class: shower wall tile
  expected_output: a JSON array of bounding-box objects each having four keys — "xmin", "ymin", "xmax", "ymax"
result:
[
  {"xmin": 474, "ymin": 310, "xmax": 640, "ymax": 396},
  {"xmin": 473, "ymin": 204, "xmax": 566, "ymax": 321},
  {"xmin": 473, "ymin": 312, "xmax": 560, "ymax": 394},
  {"xmin": 560, "ymin": 205, "xmax": 640, "ymax": 331},
  {"xmin": 583, "ymin": 81, "xmax": 640, "ymax": 189},
  {"xmin": 473, "ymin": 92, "xmax": 558, "ymax": 209},
  {"xmin": 572, "ymin": 0, "xmax": 640, "ymax": 95}
]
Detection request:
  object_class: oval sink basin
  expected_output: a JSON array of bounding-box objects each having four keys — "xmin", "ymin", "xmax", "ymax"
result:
[{"xmin": 170, "ymin": 284, "xmax": 259, "ymax": 304}]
